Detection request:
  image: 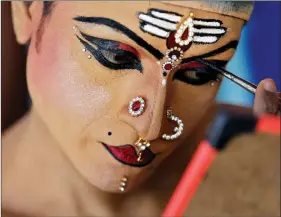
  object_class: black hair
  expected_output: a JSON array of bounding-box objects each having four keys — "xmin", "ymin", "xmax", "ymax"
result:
[
  {"xmin": 24, "ymin": 1, "xmax": 55, "ymax": 51},
  {"xmin": 36, "ymin": 1, "xmax": 56, "ymax": 51},
  {"xmin": 25, "ymin": 1, "xmax": 55, "ymax": 16},
  {"xmin": 42, "ymin": 1, "xmax": 55, "ymax": 17}
]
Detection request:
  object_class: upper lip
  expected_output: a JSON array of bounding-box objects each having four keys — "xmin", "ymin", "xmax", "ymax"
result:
[{"xmin": 102, "ymin": 143, "xmax": 156, "ymax": 167}]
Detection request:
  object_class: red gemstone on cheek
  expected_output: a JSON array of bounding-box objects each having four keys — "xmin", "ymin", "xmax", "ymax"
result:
[{"xmin": 132, "ymin": 101, "xmax": 141, "ymax": 111}]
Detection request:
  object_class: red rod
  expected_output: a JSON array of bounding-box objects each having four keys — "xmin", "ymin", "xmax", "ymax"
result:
[
  {"xmin": 256, "ymin": 115, "xmax": 280, "ymax": 135},
  {"xmin": 162, "ymin": 114, "xmax": 280, "ymax": 217},
  {"xmin": 161, "ymin": 140, "xmax": 217, "ymax": 217}
]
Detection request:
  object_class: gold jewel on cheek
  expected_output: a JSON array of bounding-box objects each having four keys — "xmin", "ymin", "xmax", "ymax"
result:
[{"xmin": 119, "ymin": 176, "xmax": 128, "ymax": 192}]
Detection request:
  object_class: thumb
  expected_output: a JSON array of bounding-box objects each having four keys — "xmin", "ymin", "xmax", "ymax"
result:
[{"xmin": 253, "ymin": 79, "xmax": 279, "ymax": 115}]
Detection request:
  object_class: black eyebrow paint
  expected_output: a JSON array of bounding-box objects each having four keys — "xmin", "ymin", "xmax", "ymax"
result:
[{"xmin": 73, "ymin": 16, "xmax": 164, "ymax": 60}]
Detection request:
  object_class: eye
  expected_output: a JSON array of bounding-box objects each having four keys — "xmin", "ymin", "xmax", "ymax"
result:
[
  {"xmin": 174, "ymin": 68, "xmax": 217, "ymax": 85},
  {"xmin": 77, "ymin": 32, "xmax": 142, "ymax": 72},
  {"xmin": 99, "ymin": 49, "xmax": 139, "ymax": 66},
  {"xmin": 174, "ymin": 61, "xmax": 223, "ymax": 85},
  {"xmin": 183, "ymin": 71, "xmax": 201, "ymax": 79}
]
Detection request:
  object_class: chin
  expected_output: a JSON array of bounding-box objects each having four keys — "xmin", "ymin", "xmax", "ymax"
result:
[{"xmin": 81, "ymin": 158, "xmax": 158, "ymax": 194}]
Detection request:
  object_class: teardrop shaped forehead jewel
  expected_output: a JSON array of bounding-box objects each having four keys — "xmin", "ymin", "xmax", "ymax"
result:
[
  {"xmin": 174, "ymin": 13, "xmax": 195, "ymax": 46},
  {"xmin": 162, "ymin": 13, "xmax": 194, "ymax": 73}
]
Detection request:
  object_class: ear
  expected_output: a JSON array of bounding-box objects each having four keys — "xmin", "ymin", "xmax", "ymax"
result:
[{"xmin": 11, "ymin": 1, "xmax": 43, "ymax": 45}]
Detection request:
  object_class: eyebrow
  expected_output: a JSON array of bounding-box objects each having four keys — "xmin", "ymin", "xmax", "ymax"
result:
[{"xmin": 73, "ymin": 16, "xmax": 164, "ymax": 60}]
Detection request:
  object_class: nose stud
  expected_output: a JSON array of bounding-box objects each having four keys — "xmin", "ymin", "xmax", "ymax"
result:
[{"xmin": 128, "ymin": 97, "xmax": 146, "ymax": 117}]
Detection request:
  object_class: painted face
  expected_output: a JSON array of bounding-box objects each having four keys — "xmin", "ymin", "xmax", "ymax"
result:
[{"xmin": 26, "ymin": 2, "xmax": 245, "ymax": 192}]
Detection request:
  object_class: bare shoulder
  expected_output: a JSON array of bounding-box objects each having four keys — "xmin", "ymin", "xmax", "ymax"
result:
[{"xmin": 187, "ymin": 134, "xmax": 280, "ymax": 216}]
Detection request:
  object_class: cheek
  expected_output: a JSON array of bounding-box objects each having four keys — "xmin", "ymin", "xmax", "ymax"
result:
[
  {"xmin": 27, "ymin": 25, "xmax": 111, "ymax": 119},
  {"xmin": 172, "ymin": 83, "xmax": 218, "ymax": 133}
]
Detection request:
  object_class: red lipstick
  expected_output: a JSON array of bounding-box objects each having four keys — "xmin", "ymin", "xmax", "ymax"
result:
[{"xmin": 102, "ymin": 143, "xmax": 155, "ymax": 167}]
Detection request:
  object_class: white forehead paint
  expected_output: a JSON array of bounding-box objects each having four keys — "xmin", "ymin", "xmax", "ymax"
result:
[
  {"xmin": 193, "ymin": 27, "xmax": 226, "ymax": 35},
  {"xmin": 193, "ymin": 19, "xmax": 221, "ymax": 27},
  {"xmin": 193, "ymin": 36, "xmax": 219, "ymax": 44},
  {"xmin": 150, "ymin": 10, "xmax": 182, "ymax": 23},
  {"xmin": 137, "ymin": 9, "xmax": 227, "ymax": 45},
  {"xmin": 140, "ymin": 24, "xmax": 170, "ymax": 38},
  {"xmin": 138, "ymin": 13, "xmax": 177, "ymax": 31}
]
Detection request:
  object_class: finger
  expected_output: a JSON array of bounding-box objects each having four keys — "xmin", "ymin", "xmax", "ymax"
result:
[{"xmin": 253, "ymin": 79, "xmax": 279, "ymax": 115}]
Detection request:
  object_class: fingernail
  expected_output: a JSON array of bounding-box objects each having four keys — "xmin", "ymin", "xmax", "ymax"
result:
[{"xmin": 264, "ymin": 81, "xmax": 277, "ymax": 93}]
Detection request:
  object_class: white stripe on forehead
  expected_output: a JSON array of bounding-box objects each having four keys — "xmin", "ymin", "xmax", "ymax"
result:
[
  {"xmin": 141, "ymin": 24, "xmax": 170, "ymax": 38},
  {"xmin": 137, "ymin": 9, "xmax": 227, "ymax": 45},
  {"xmin": 193, "ymin": 36, "xmax": 218, "ymax": 43},
  {"xmin": 193, "ymin": 20, "xmax": 221, "ymax": 27},
  {"xmin": 193, "ymin": 27, "xmax": 226, "ymax": 35},
  {"xmin": 138, "ymin": 13, "xmax": 177, "ymax": 31},
  {"xmin": 150, "ymin": 10, "xmax": 182, "ymax": 23}
]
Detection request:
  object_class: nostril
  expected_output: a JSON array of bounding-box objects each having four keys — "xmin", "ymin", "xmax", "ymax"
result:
[{"xmin": 108, "ymin": 132, "xmax": 112, "ymax": 136}]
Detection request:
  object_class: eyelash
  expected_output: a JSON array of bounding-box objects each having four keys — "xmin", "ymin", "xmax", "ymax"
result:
[
  {"xmin": 174, "ymin": 68, "xmax": 217, "ymax": 85},
  {"xmin": 173, "ymin": 60, "xmax": 227, "ymax": 85},
  {"xmin": 174, "ymin": 65, "xmax": 219, "ymax": 85},
  {"xmin": 76, "ymin": 33, "xmax": 143, "ymax": 72}
]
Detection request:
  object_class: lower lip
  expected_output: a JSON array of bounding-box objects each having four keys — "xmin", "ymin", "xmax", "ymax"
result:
[{"xmin": 102, "ymin": 143, "xmax": 155, "ymax": 167}]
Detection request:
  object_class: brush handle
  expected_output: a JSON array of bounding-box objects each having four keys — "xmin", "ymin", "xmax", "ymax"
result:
[
  {"xmin": 217, "ymin": 69, "xmax": 257, "ymax": 94},
  {"xmin": 196, "ymin": 58, "xmax": 257, "ymax": 94},
  {"xmin": 196, "ymin": 58, "xmax": 281, "ymax": 110}
]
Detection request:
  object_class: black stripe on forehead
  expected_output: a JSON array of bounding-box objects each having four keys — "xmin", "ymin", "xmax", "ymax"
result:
[{"xmin": 181, "ymin": 40, "xmax": 239, "ymax": 63}]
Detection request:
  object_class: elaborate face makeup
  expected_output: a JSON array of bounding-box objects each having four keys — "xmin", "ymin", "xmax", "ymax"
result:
[{"xmin": 25, "ymin": 2, "xmax": 246, "ymax": 193}]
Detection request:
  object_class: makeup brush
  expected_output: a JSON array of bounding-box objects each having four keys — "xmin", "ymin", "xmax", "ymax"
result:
[
  {"xmin": 162, "ymin": 108, "xmax": 280, "ymax": 217},
  {"xmin": 195, "ymin": 57, "xmax": 281, "ymax": 109}
]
